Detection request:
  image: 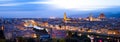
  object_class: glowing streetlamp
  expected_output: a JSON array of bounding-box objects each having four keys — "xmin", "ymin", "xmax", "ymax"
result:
[{"xmin": 87, "ymin": 35, "xmax": 94, "ymax": 42}]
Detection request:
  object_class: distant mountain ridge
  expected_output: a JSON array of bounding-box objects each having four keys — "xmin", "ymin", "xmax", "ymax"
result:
[
  {"xmin": 69, "ymin": 6, "xmax": 120, "ymax": 18},
  {"xmin": 69, "ymin": 13, "xmax": 120, "ymax": 18}
]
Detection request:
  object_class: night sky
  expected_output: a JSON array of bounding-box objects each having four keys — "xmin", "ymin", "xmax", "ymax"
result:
[{"xmin": 0, "ymin": 0, "xmax": 120, "ymax": 18}]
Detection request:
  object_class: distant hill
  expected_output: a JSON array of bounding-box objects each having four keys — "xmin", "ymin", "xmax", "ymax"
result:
[
  {"xmin": 69, "ymin": 6, "xmax": 120, "ymax": 18},
  {"xmin": 69, "ymin": 13, "xmax": 120, "ymax": 18},
  {"xmin": 107, "ymin": 14, "xmax": 120, "ymax": 18}
]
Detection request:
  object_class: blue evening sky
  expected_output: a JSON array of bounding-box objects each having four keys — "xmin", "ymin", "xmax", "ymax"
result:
[{"xmin": 0, "ymin": 0, "xmax": 120, "ymax": 18}]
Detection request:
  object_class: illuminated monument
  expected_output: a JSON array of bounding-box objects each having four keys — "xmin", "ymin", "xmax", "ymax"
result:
[
  {"xmin": 89, "ymin": 14, "xmax": 93, "ymax": 21},
  {"xmin": 98, "ymin": 13, "xmax": 105, "ymax": 19},
  {"xmin": 88, "ymin": 14, "xmax": 101, "ymax": 21},
  {"xmin": 63, "ymin": 12, "xmax": 71, "ymax": 22}
]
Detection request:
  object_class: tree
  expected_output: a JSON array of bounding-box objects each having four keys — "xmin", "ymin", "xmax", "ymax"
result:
[{"xmin": 67, "ymin": 31, "xmax": 72, "ymax": 38}]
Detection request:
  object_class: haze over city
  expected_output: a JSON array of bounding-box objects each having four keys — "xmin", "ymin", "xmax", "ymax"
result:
[{"xmin": 0, "ymin": 0, "xmax": 120, "ymax": 18}]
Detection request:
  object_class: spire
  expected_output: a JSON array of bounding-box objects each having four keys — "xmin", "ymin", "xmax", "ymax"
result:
[
  {"xmin": 64, "ymin": 12, "xmax": 67, "ymax": 21},
  {"xmin": 63, "ymin": 12, "xmax": 71, "ymax": 22},
  {"xmin": 64, "ymin": 12, "xmax": 67, "ymax": 18}
]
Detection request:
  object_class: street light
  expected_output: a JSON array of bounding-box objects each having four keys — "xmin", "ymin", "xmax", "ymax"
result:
[{"xmin": 87, "ymin": 35, "xmax": 94, "ymax": 42}]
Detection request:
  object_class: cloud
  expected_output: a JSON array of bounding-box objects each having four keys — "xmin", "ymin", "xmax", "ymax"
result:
[
  {"xmin": 26, "ymin": 0, "xmax": 120, "ymax": 11},
  {"xmin": 0, "ymin": 0, "xmax": 13, "ymax": 1},
  {"xmin": 0, "ymin": 1, "xmax": 47, "ymax": 6},
  {"xmin": 0, "ymin": 3, "xmax": 20, "ymax": 6},
  {"xmin": 0, "ymin": 0, "xmax": 34, "ymax": 6},
  {"xmin": 27, "ymin": 1, "xmax": 49, "ymax": 4},
  {"xmin": 0, "ymin": 0, "xmax": 120, "ymax": 11},
  {"xmin": 0, "ymin": 2, "xmax": 32, "ymax": 6}
]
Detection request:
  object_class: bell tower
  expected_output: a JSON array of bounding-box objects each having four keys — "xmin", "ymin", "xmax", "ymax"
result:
[{"xmin": 64, "ymin": 12, "xmax": 67, "ymax": 22}]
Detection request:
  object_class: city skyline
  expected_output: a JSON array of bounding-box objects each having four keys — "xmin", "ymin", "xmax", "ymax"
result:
[
  {"xmin": 1, "ymin": 0, "xmax": 120, "ymax": 42},
  {"xmin": 0, "ymin": 0, "xmax": 120, "ymax": 18}
]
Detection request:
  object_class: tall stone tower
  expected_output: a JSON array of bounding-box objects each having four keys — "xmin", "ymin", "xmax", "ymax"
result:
[
  {"xmin": 64, "ymin": 12, "xmax": 67, "ymax": 21},
  {"xmin": 63, "ymin": 12, "xmax": 71, "ymax": 22}
]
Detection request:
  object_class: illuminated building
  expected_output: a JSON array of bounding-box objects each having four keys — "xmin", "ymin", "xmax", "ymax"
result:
[
  {"xmin": 98, "ymin": 13, "xmax": 105, "ymax": 19},
  {"xmin": 63, "ymin": 12, "xmax": 71, "ymax": 22},
  {"xmin": 49, "ymin": 16, "xmax": 56, "ymax": 19},
  {"xmin": 88, "ymin": 14, "xmax": 101, "ymax": 21},
  {"xmin": 0, "ymin": 25, "xmax": 5, "ymax": 39},
  {"xmin": 52, "ymin": 29, "xmax": 66, "ymax": 38},
  {"xmin": 89, "ymin": 14, "xmax": 93, "ymax": 21},
  {"xmin": 32, "ymin": 34, "xmax": 37, "ymax": 38},
  {"xmin": 107, "ymin": 30, "xmax": 119, "ymax": 35},
  {"xmin": 43, "ymin": 22, "xmax": 48, "ymax": 26},
  {"xmin": 23, "ymin": 20, "xmax": 37, "ymax": 27}
]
